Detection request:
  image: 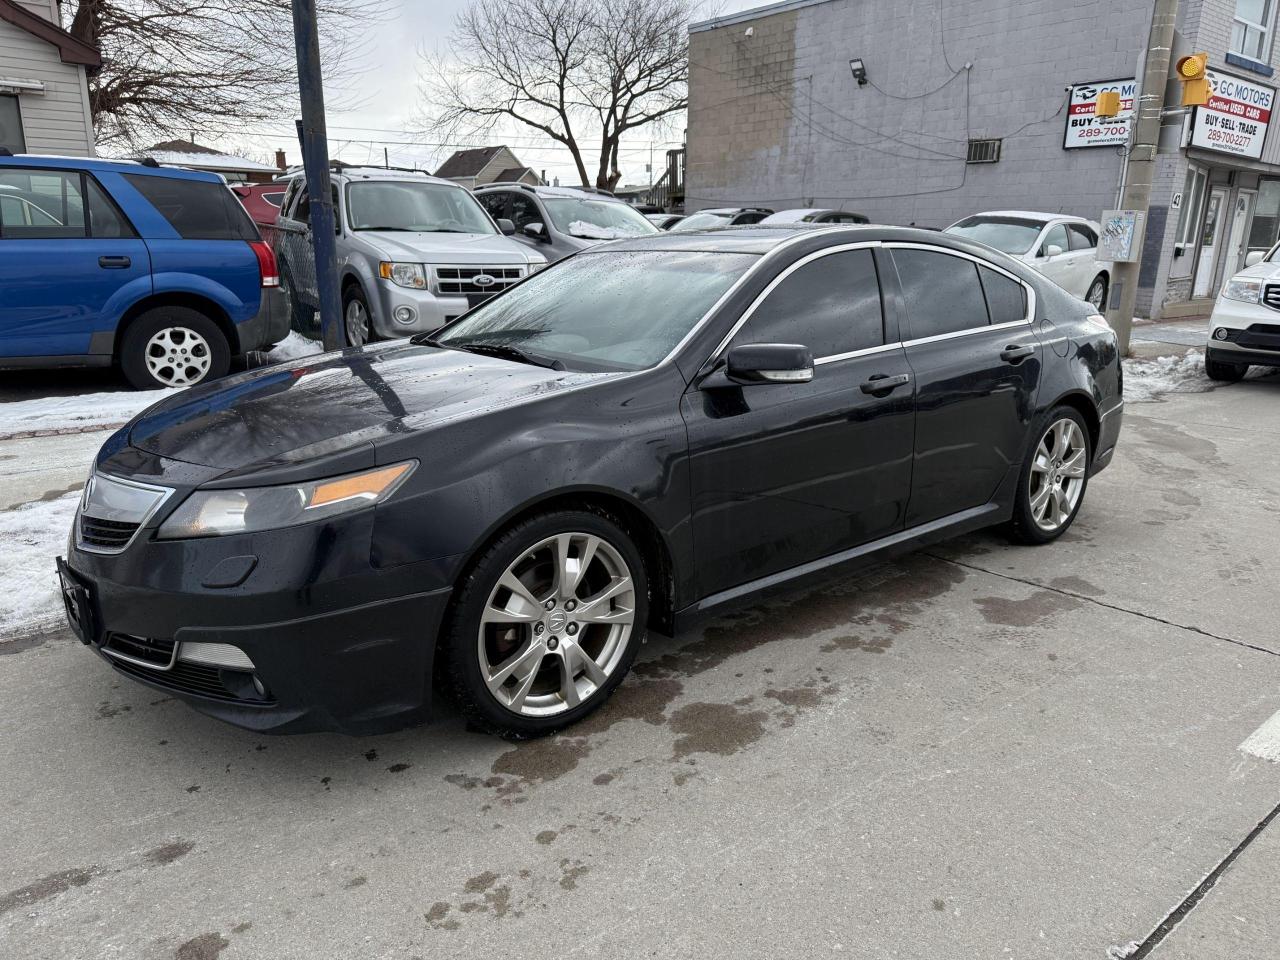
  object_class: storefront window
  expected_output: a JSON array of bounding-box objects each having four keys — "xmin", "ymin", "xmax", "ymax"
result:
[
  {"xmin": 0, "ymin": 96, "xmax": 25, "ymax": 154},
  {"xmin": 1248, "ymin": 178, "xmax": 1280, "ymax": 253}
]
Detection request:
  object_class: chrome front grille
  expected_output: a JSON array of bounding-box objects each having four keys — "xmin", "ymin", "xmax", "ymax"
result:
[
  {"xmin": 433, "ymin": 265, "xmax": 524, "ymax": 297},
  {"xmin": 79, "ymin": 516, "xmax": 140, "ymax": 549},
  {"xmin": 75, "ymin": 473, "xmax": 173, "ymax": 555},
  {"xmin": 1262, "ymin": 286, "xmax": 1280, "ymax": 311}
]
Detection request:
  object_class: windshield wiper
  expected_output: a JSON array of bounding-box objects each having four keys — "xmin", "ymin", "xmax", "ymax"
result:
[{"xmin": 443, "ymin": 340, "xmax": 565, "ymax": 371}]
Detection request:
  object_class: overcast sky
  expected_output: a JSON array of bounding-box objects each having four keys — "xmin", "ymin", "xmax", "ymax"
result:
[{"xmin": 227, "ymin": 0, "xmax": 761, "ymax": 185}]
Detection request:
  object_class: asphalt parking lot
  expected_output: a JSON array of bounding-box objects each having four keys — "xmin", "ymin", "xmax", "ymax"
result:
[{"xmin": 2, "ymin": 368, "xmax": 1279, "ymax": 959}]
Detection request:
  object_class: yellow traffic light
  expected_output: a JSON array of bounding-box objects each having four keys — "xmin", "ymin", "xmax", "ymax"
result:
[
  {"xmin": 1176, "ymin": 53, "xmax": 1211, "ymax": 106},
  {"xmin": 1095, "ymin": 91, "xmax": 1121, "ymax": 117}
]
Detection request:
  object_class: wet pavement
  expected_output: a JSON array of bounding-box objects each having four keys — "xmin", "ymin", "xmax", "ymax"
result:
[{"xmin": 2, "ymin": 376, "xmax": 1279, "ymax": 959}]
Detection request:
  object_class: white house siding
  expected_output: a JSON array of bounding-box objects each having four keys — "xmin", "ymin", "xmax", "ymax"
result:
[{"xmin": 0, "ymin": 14, "xmax": 95, "ymax": 156}]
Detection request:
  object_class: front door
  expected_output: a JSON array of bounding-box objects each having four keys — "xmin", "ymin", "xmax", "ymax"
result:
[
  {"xmin": 682, "ymin": 246, "xmax": 916, "ymax": 599},
  {"xmin": 1194, "ymin": 188, "xmax": 1228, "ymax": 298},
  {"xmin": 887, "ymin": 245, "xmax": 1043, "ymax": 526},
  {"xmin": 1225, "ymin": 190, "xmax": 1256, "ymax": 279},
  {"xmin": 0, "ymin": 167, "xmax": 150, "ymax": 359}
]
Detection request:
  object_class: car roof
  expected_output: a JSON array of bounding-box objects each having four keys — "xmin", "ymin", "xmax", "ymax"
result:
[
  {"xmin": 599, "ymin": 222, "xmax": 962, "ymax": 256},
  {"xmin": 962, "ymin": 210, "xmax": 1092, "ymax": 224},
  {"xmin": 474, "ymin": 182, "xmax": 626, "ymax": 202},
  {"xmin": 0, "ymin": 152, "xmax": 223, "ymax": 183}
]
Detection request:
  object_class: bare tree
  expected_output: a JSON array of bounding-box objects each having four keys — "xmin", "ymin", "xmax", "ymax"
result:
[
  {"xmin": 420, "ymin": 0, "xmax": 693, "ymax": 190},
  {"xmin": 60, "ymin": 0, "xmax": 382, "ymax": 148}
]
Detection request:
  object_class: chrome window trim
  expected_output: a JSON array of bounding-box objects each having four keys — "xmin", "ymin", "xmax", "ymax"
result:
[
  {"xmin": 75, "ymin": 473, "xmax": 175, "ymax": 556},
  {"xmin": 814, "ymin": 342, "xmax": 901, "ymax": 366}
]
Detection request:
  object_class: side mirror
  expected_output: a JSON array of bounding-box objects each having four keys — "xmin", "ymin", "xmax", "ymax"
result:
[
  {"xmin": 723, "ymin": 343, "xmax": 814, "ymax": 385},
  {"xmin": 1042, "ymin": 243, "xmax": 1064, "ymax": 259},
  {"xmin": 523, "ymin": 221, "xmax": 548, "ymax": 241},
  {"xmin": 1245, "ymin": 250, "xmax": 1266, "ymax": 267},
  {"xmin": 497, "ymin": 218, "xmax": 516, "ymax": 236}
]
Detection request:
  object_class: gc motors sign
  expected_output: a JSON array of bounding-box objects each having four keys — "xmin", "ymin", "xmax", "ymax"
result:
[
  {"xmin": 1064, "ymin": 78, "xmax": 1136, "ymax": 149},
  {"xmin": 1189, "ymin": 68, "xmax": 1274, "ymax": 159}
]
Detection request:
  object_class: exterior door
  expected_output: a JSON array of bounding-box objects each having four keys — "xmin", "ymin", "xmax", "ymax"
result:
[
  {"xmin": 887, "ymin": 245, "xmax": 1043, "ymax": 527},
  {"xmin": 0, "ymin": 167, "xmax": 150, "ymax": 359},
  {"xmin": 682, "ymin": 246, "xmax": 916, "ymax": 599},
  {"xmin": 1034, "ymin": 222, "xmax": 1074, "ymax": 291},
  {"xmin": 1225, "ymin": 190, "xmax": 1256, "ymax": 279},
  {"xmin": 1194, "ymin": 188, "xmax": 1228, "ymax": 298}
]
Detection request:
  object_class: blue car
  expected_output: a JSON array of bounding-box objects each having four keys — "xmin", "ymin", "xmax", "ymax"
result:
[{"xmin": 0, "ymin": 153, "xmax": 287, "ymax": 389}]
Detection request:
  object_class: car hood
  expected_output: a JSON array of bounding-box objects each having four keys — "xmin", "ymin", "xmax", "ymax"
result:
[
  {"xmin": 359, "ymin": 230, "xmax": 539, "ymax": 265},
  {"xmin": 1227, "ymin": 260, "xmax": 1280, "ymax": 282},
  {"xmin": 127, "ymin": 343, "xmax": 613, "ymax": 474}
]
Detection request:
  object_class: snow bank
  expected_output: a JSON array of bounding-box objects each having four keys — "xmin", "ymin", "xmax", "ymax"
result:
[
  {"xmin": 267, "ymin": 330, "xmax": 323, "ymax": 362},
  {"xmin": 567, "ymin": 221, "xmax": 636, "ymax": 241},
  {"xmin": 1122, "ymin": 349, "xmax": 1213, "ymax": 402},
  {"xmin": 0, "ymin": 389, "xmax": 173, "ymax": 440},
  {"xmin": 0, "ymin": 492, "xmax": 80, "ymax": 640}
]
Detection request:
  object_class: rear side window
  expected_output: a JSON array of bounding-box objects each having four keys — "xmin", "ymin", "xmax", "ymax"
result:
[
  {"xmin": 124, "ymin": 174, "xmax": 257, "ymax": 240},
  {"xmin": 1067, "ymin": 223, "xmax": 1097, "ymax": 250},
  {"xmin": 0, "ymin": 169, "xmax": 86, "ymax": 238},
  {"xmin": 86, "ymin": 177, "xmax": 136, "ymax": 238},
  {"xmin": 734, "ymin": 249, "xmax": 884, "ymax": 357},
  {"xmin": 262, "ymin": 191, "xmax": 285, "ymax": 207},
  {"xmin": 893, "ymin": 249, "xmax": 989, "ymax": 339},
  {"xmin": 978, "ymin": 266, "xmax": 1027, "ymax": 325}
]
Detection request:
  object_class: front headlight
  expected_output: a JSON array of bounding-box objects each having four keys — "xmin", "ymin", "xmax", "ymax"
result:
[
  {"xmin": 527, "ymin": 259, "xmax": 548, "ymax": 274},
  {"xmin": 379, "ymin": 261, "xmax": 427, "ymax": 289},
  {"xmin": 157, "ymin": 461, "xmax": 416, "ymax": 540},
  {"xmin": 1222, "ymin": 276, "xmax": 1262, "ymax": 303}
]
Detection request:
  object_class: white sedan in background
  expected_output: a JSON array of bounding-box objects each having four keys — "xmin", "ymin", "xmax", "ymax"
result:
[{"xmin": 945, "ymin": 211, "xmax": 1111, "ymax": 309}]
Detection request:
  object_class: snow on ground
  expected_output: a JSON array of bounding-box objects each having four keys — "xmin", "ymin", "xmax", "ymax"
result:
[
  {"xmin": 267, "ymin": 330, "xmax": 323, "ymax": 362},
  {"xmin": 0, "ymin": 388, "xmax": 173, "ymax": 440},
  {"xmin": 1122, "ymin": 349, "xmax": 1214, "ymax": 402},
  {"xmin": 0, "ymin": 492, "xmax": 80, "ymax": 640}
]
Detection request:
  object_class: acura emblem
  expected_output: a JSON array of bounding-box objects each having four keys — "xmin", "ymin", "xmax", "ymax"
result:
[{"xmin": 473, "ymin": 274, "xmax": 496, "ymax": 287}]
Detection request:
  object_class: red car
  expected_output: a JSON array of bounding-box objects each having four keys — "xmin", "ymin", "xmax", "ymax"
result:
[{"xmin": 230, "ymin": 182, "xmax": 289, "ymax": 242}]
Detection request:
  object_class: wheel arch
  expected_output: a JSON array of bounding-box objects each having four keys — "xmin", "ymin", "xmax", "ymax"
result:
[
  {"xmin": 114, "ymin": 292, "xmax": 239, "ymax": 357},
  {"xmin": 1044, "ymin": 388, "xmax": 1101, "ymax": 455}
]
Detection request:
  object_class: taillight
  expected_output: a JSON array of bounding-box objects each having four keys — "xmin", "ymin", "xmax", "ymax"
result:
[{"xmin": 248, "ymin": 240, "xmax": 279, "ymax": 288}]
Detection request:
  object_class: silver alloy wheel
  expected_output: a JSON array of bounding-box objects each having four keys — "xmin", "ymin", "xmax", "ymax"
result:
[
  {"xmin": 345, "ymin": 298, "xmax": 369, "ymax": 346},
  {"xmin": 1086, "ymin": 277, "xmax": 1106, "ymax": 310},
  {"xmin": 144, "ymin": 326, "xmax": 212, "ymax": 387},
  {"xmin": 478, "ymin": 532, "xmax": 636, "ymax": 717},
  {"xmin": 1028, "ymin": 417, "xmax": 1087, "ymax": 532}
]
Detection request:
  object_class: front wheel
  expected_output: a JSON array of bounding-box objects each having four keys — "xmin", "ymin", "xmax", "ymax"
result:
[
  {"xmin": 1204, "ymin": 349, "xmax": 1248, "ymax": 382},
  {"xmin": 1085, "ymin": 274, "xmax": 1108, "ymax": 311},
  {"xmin": 119, "ymin": 307, "xmax": 230, "ymax": 390},
  {"xmin": 1006, "ymin": 406, "xmax": 1092, "ymax": 545},
  {"xmin": 342, "ymin": 284, "xmax": 375, "ymax": 347},
  {"xmin": 441, "ymin": 510, "xmax": 649, "ymax": 738}
]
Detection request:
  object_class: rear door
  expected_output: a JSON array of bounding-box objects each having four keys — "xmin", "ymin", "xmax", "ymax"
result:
[
  {"xmin": 1065, "ymin": 222, "xmax": 1100, "ymax": 298},
  {"xmin": 1033, "ymin": 222, "xmax": 1074, "ymax": 291},
  {"xmin": 887, "ymin": 244, "xmax": 1041, "ymax": 526},
  {"xmin": 0, "ymin": 167, "xmax": 149, "ymax": 359}
]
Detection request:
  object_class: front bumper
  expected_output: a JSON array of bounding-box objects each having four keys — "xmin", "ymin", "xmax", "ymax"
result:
[
  {"xmin": 62, "ymin": 507, "xmax": 461, "ymax": 735},
  {"xmin": 234, "ymin": 287, "xmax": 290, "ymax": 354},
  {"xmin": 1206, "ymin": 298, "xmax": 1280, "ymax": 365}
]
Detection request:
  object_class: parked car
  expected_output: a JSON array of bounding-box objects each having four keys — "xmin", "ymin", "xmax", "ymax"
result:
[
  {"xmin": 669, "ymin": 207, "xmax": 774, "ymax": 231},
  {"xmin": 59, "ymin": 223, "xmax": 1122, "ymax": 737},
  {"xmin": 273, "ymin": 167, "xmax": 546, "ymax": 344},
  {"xmin": 646, "ymin": 213, "xmax": 685, "ymax": 230},
  {"xmin": 230, "ymin": 181, "xmax": 289, "ymax": 244},
  {"xmin": 1203, "ymin": 244, "xmax": 1280, "ymax": 380},
  {"xmin": 944, "ymin": 211, "xmax": 1110, "ymax": 310},
  {"xmin": 759, "ymin": 208, "xmax": 869, "ymax": 225},
  {"xmin": 0, "ymin": 153, "xmax": 285, "ymax": 389},
  {"xmin": 474, "ymin": 182, "xmax": 659, "ymax": 262}
]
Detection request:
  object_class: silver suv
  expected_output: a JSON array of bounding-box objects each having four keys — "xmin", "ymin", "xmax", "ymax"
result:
[
  {"xmin": 474, "ymin": 182, "xmax": 658, "ymax": 262},
  {"xmin": 274, "ymin": 167, "xmax": 546, "ymax": 344}
]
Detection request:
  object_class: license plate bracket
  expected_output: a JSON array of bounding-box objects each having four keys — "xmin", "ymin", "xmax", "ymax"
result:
[{"xmin": 56, "ymin": 557, "xmax": 97, "ymax": 645}]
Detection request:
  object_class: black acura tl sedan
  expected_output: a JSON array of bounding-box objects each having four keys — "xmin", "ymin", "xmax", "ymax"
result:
[{"xmin": 58, "ymin": 225, "xmax": 1123, "ymax": 737}]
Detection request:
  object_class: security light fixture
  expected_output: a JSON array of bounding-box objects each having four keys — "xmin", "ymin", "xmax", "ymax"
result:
[{"xmin": 849, "ymin": 58, "xmax": 868, "ymax": 86}]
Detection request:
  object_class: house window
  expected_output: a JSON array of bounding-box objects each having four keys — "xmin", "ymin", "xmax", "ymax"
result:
[
  {"xmin": 966, "ymin": 139, "xmax": 1002, "ymax": 164},
  {"xmin": 1232, "ymin": 0, "xmax": 1274, "ymax": 61},
  {"xmin": 0, "ymin": 95, "xmax": 25, "ymax": 153}
]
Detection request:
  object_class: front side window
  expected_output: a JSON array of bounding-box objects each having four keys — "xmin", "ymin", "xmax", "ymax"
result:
[
  {"xmin": 433, "ymin": 250, "xmax": 758, "ymax": 371},
  {"xmin": 1040, "ymin": 224, "xmax": 1070, "ymax": 256},
  {"xmin": 542, "ymin": 197, "xmax": 658, "ymax": 239},
  {"xmin": 0, "ymin": 95, "xmax": 25, "ymax": 153},
  {"xmin": 1233, "ymin": 0, "xmax": 1274, "ymax": 59},
  {"xmin": 732, "ymin": 249, "xmax": 884, "ymax": 358},
  {"xmin": 509, "ymin": 193, "xmax": 542, "ymax": 229},
  {"xmin": 0, "ymin": 169, "xmax": 86, "ymax": 238},
  {"xmin": 476, "ymin": 191, "xmax": 508, "ymax": 221},
  {"xmin": 292, "ymin": 184, "xmax": 340, "ymax": 230},
  {"xmin": 945, "ymin": 216, "xmax": 1044, "ymax": 255},
  {"xmin": 124, "ymin": 174, "xmax": 257, "ymax": 240},
  {"xmin": 346, "ymin": 180, "xmax": 495, "ymax": 234},
  {"xmin": 893, "ymin": 249, "xmax": 990, "ymax": 339}
]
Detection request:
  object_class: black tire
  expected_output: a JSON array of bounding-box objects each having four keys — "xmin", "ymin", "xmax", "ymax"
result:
[
  {"xmin": 1085, "ymin": 274, "xmax": 1108, "ymax": 311},
  {"xmin": 279, "ymin": 265, "xmax": 315, "ymax": 336},
  {"xmin": 342, "ymin": 283, "xmax": 376, "ymax": 346},
  {"xmin": 1204, "ymin": 349, "xmax": 1248, "ymax": 382},
  {"xmin": 119, "ymin": 306, "xmax": 230, "ymax": 390},
  {"xmin": 1006, "ymin": 404, "xmax": 1092, "ymax": 545},
  {"xmin": 441, "ymin": 509, "xmax": 649, "ymax": 738}
]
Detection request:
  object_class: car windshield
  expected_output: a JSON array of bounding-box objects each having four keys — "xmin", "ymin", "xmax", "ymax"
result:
[
  {"xmin": 670, "ymin": 212, "xmax": 732, "ymax": 231},
  {"xmin": 346, "ymin": 181, "xmax": 495, "ymax": 234},
  {"xmin": 541, "ymin": 197, "xmax": 658, "ymax": 240},
  {"xmin": 945, "ymin": 216, "xmax": 1044, "ymax": 255},
  {"xmin": 430, "ymin": 250, "xmax": 758, "ymax": 371}
]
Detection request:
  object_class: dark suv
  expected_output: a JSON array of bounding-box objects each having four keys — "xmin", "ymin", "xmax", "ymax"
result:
[{"xmin": 0, "ymin": 154, "xmax": 285, "ymax": 389}]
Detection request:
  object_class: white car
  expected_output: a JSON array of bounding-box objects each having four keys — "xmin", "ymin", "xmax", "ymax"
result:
[
  {"xmin": 1204, "ymin": 247, "xmax": 1280, "ymax": 381},
  {"xmin": 945, "ymin": 211, "xmax": 1110, "ymax": 309}
]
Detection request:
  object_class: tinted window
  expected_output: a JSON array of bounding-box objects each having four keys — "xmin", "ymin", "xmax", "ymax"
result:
[
  {"xmin": 86, "ymin": 177, "xmax": 135, "ymax": 238},
  {"xmin": 734, "ymin": 211, "xmax": 767, "ymax": 225},
  {"xmin": 1041, "ymin": 224, "xmax": 1069, "ymax": 256},
  {"xmin": 1067, "ymin": 223, "xmax": 1097, "ymax": 250},
  {"xmin": 0, "ymin": 169, "xmax": 86, "ymax": 238},
  {"xmin": 293, "ymin": 184, "xmax": 340, "ymax": 231},
  {"xmin": 477, "ymin": 191, "xmax": 508, "ymax": 220},
  {"xmin": 124, "ymin": 174, "xmax": 257, "ymax": 240},
  {"xmin": 734, "ymin": 249, "xmax": 883, "ymax": 357},
  {"xmin": 262, "ymin": 191, "xmax": 285, "ymax": 207},
  {"xmin": 436, "ymin": 251, "xmax": 757, "ymax": 372},
  {"xmin": 893, "ymin": 249, "xmax": 989, "ymax": 338},
  {"xmin": 509, "ymin": 193, "xmax": 542, "ymax": 229},
  {"xmin": 978, "ymin": 266, "xmax": 1027, "ymax": 325}
]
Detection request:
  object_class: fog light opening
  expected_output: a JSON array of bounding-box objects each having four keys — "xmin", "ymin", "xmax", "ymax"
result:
[
  {"xmin": 1213, "ymin": 327, "xmax": 1229, "ymax": 341},
  {"xmin": 393, "ymin": 306, "xmax": 417, "ymax": 325},
  {"xmin": 252, "ymin": 673, "xmax": 267, "ymax": 698}
]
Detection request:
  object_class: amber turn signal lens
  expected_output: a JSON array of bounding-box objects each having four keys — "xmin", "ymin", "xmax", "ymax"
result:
[{"xmin": 309, "ymin": 463, "xmax": 414, "ymax": 508}]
